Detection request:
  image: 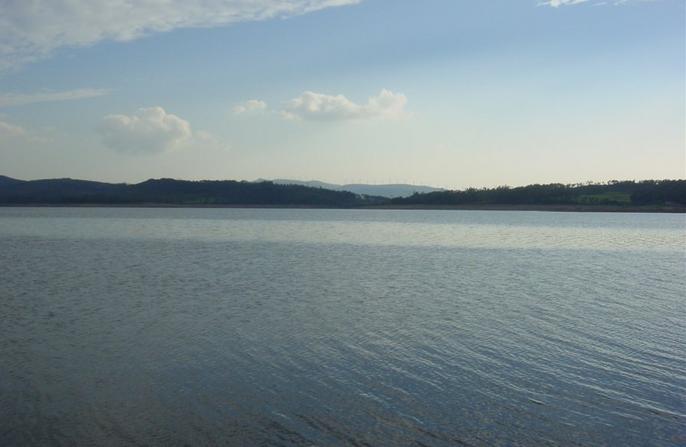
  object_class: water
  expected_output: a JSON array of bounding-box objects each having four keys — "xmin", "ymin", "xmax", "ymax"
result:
[{"xmin": 1, "ymin": 207, "xmax": 684, "ymax": 446}]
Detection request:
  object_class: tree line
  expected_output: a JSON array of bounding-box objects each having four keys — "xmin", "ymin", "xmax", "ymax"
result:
[
  {"xmin": 391, "ymin": 180, "xmax": 686, "ymax": 207},
  {"xmin": 1, "ymin": 176, "xmax": 684, "ymax": 208}
]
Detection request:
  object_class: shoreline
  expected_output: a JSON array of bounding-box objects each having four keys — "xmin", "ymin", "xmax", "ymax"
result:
[{"xmin": 1, "ymin": 203, "xmax": 684, "ymax": 213}]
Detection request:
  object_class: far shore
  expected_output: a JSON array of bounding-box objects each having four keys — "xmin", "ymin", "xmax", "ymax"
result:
[{"xmin": 1, "ymin": 203, "xmax": 685, "ymax": 213}]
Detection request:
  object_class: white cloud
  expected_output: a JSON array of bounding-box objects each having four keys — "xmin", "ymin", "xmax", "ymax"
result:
[
  {"xmin": 233, "ymin": 99, "xmax": 268, "ymax": 115},
  {"xmin": 0, "ymin": 120, "xmax": 51, "ymax": 144},
  {"xmin": 99, "ymin": 106, "xmax": 193, "ymax": 154},
  {"xmin": 0, "ymin": 120, "xmax": 26, "ymax": 138},
  {"xmin": 0, "ymin": 0, "xmax": 361, "ymax": 72},
  {"xmin": 541, "ymin": 0, "xmax": 644, "ymax": 6},
  {"xmin": 0, "ymin": 88, "xmax": 109, "ymax": 107},
  {"xmin": 542, "ymin": 0, "xmax": 589, "ymax": 6},
  {"xmin": 282, "ymin": 89, "xmax": 407, "ymax": 121}
]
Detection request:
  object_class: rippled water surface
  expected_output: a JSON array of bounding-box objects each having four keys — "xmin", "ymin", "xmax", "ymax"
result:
[{"xmin": 1, "ymin": 207, "xmax": 685, "ymax": 446}]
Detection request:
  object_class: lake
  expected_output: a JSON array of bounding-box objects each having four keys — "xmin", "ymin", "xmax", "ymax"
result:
[{"xmin": 1, "ymin": 207, "xmax": 684, "ymax": 446}]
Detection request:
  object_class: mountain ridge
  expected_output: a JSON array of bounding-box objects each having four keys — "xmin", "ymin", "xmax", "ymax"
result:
[
  {"xmin": 262, "ymin": 179, "xmax": 443, "ymax": 198},
  {"xmin": 1, "ymin": 176, "xmax": 684, "ymax": 211},
  {"xmin": 0, "ymin": 176, "xmax": 385, "ymax": 207}
]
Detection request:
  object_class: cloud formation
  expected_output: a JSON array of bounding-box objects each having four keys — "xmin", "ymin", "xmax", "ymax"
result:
[
  {"xmin": 99, "ymin": 107, "xmax": 193, "ymax": 154},
  {"xmin": 0, "ymin": 0, "xmax": 361, "ymax": 72},
  {"xmin": 543, "ymin": 0, "xmax": 589, "ymax": 6},
  {"xmin": 282, "ymin": 89, "xmax": 407, "ymax": 121},
  {"xmin": 0, "ymin": 88, "xmax": 109, "ymax": 107},
  {"xmin": 541, "ymin": 0, "xmax": 641, "ymax": 6},
  {"xmin": 233, "ymin": 99, "xmax": 268, "ymax": 115},
  {"xmin": 0, "ymin": 120, "xmax": 26, "ymax": 138}
]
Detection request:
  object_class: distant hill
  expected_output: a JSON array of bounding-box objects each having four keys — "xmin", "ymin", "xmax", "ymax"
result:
[
  {"xmin": 0, "ymin": 175, "xmax": 25, "ymax": 186},
  {"xmin": 0, "ymin": 177, "xmax": 385, "ymax": 207},
  {"xmin": 265, "ymin": 179, "xmax": 443, "ymax": 198},
  {"xmin": 390, "ymin": 180, "xmax": 686, "ymax": 208},
  {"xmin": 1, "ymin": 176, "xmax": 684, "ymax": 210}
]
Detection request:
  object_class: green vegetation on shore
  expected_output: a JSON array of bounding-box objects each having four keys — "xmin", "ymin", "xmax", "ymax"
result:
[
  {"xmin": 390, "ymin": 180, "xmax": 686, "ymax": 209},
  {"xmin": 0, "ymin": 176, "xmax": 684, "ymax": 211},
  {"xmin": 0, "ymin": 176, "xmax": 386, "ymax": 207}
]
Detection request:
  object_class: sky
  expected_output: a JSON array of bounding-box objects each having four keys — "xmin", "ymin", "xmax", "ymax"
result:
[{"xmin": 0, "ymin": 0, "xmax": 684, "ymax": 189}]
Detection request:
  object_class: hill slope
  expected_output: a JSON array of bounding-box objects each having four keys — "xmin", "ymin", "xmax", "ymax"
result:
[
  {"xmin": 268, "ymin": 179, "xmax": 442, "ymax": 198},
  {"xmin": 390, "ymin": 180, "xmax": 686, "ymax": 207},
  {"xmin": 0, "ymin": 177, "xmax": 385, "ymax": 207},
  {"xmin": 0, "ymin": 175, "xmax": 25, "ymax": 186},
  {"xmin": 1, "ymin": 177, "xmax": 684, "ymax": 210}
]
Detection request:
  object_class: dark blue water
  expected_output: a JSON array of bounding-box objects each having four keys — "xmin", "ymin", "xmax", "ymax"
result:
[{"xmin": 1, "ymin": 208, "xmax": 684, "ymax": 446}]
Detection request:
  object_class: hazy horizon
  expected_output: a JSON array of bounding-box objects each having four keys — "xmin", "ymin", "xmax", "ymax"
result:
[
  {"xmin": 1, "ymin": 0, "xmax": 684, "ymax": 189},
  {"xmin": 3, "ymin": 173, "xmax": 684, "ymax": 192}
]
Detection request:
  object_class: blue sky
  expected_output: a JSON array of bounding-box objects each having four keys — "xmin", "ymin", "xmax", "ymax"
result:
[{"xmin": 0, "ymin": 0, "xmax": 683, "ymax": 188}]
